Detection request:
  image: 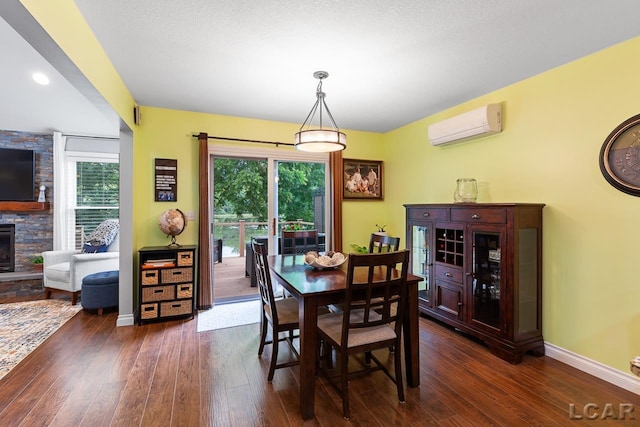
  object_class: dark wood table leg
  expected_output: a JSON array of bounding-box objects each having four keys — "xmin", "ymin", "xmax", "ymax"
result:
[
  {"xmin": 298, "ymin": 296, "xmax": 318, "ymax": 420},
  {"xmin": 404, "ymin": 280, "xmax": 420, "ymax": 387}
]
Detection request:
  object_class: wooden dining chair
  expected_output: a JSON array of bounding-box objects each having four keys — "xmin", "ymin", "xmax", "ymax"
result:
[
  {"xmin": 316, "ymin": 250, "xmax": 410, "ymax": 419},
  {"xmin": 329, "ymin": 234, "xmax": 402, "ymax": 314},
  {"xmin": 368, "ymin": 233, "xmax": 400, "ymax": 253},
  {"xmin": 282, "ymin": 229, "xmax": 319, "ymax": 254},
  {"xmin": 253, "ymin": 240, "xmax": 301, "ymax": 381}
]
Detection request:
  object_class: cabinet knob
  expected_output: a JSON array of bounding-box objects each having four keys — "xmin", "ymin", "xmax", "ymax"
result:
[
  {"xmin": 423, "ymin": 212, "xmax": 430, "ymax": 217},
  {"xmin": 471, "ymin": 214, "xmax": 480, "ymax": 219},
  {"xmin": 445, "ymin": 272, "xmax": 452, "ymax": 277}
]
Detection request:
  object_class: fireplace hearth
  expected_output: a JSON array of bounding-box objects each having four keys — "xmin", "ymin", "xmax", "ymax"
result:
[{"xmin": 0, "ymin": 224, "xmax": 15, "ymax": 272}]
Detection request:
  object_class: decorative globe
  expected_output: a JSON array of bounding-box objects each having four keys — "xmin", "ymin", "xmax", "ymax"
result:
[{"xmin": 158, "ymin": 209, "xmax": 187, "ymax": 245}]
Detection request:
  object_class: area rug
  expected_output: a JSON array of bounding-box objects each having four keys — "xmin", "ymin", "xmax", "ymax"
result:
[
  {"xmin": 0, "ymin": 299, "xmax": 82, "ymax": 380},
  {"xmin": 197, "ymin": 299, "xmax": 261, "ymax": 332}
]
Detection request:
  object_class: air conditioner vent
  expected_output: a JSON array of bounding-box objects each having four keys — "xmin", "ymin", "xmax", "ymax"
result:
[{"xmin": 428, "ymin": 104, "xmax": 502, "ymax": 146}]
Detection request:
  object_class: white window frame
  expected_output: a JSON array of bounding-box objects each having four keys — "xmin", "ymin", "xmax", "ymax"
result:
[{"xmin": 62, "ymin": 151, "xmax": 119, "ymax": 250}]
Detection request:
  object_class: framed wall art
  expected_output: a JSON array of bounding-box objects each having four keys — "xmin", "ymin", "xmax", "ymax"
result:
[
  {"xmin": 155, "ymin": 158, "xmax": 177, "ymax": 201},
  {"xmin": 343, "ymin": 159, "xmax": 383, "ymax": 200}
]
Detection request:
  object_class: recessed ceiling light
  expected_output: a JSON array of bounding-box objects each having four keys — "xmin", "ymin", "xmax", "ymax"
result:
[{"xmin": 32, "ymin": 72, "xmax": 50, "ymax": 85}]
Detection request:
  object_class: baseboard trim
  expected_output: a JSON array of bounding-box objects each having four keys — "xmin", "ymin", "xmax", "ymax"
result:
[
  {"xmin": 545, "ymin": 342, "xmax": 640, "ymax": 395},
  {"xmin": 116, "ymin": 313, "xmax": 135, "ymax": 327}
]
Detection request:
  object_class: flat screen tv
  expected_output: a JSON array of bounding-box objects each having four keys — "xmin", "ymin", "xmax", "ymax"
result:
[{"xmin": 0, "ymin": 148, "xmax": 36, "ymax": 201}]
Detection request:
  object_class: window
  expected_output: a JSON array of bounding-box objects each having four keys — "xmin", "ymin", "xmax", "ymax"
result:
[{"xmin": 64, "ymin": 153, "xmax": 119, "ymax": 249}]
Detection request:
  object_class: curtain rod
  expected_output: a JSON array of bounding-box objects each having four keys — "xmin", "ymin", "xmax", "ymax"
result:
[{"xmin": 194, "ymin": 134, "xmax": 294, "ymax": 147}]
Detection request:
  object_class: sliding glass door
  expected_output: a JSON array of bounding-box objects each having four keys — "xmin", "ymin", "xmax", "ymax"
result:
[
  {"xmin": 275, "ymin": 160, "xmax": 327, "ymax": 252},
  {"xmin": 210, "ymin": 145, "xmax": 330, "ymax": 301}
]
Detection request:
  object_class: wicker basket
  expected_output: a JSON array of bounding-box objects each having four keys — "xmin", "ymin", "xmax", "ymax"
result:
[
  {"xmin": 161, "ymin": 268, "xmax": 192, "ymax": 284},
  {"xmin": 142, "ymin": 285, "xmax": 174, "ymax": 302},
  {"xmin": 177, "ymin": 283, "xmax": 193, "ymax": 299},
  {"xmin": 141, "ymin": 303, "xmax": 158, "ymax": 319},
  {"xmin": 161, "ymin": 300, "xmax": 192, "ymax": 317},
  {"xmin": 177, "ymin": 251, "xmax": 194, "ymax": 266},
  {"xmin": 141, "ymin": 270, "xmax": 159, "ymax": 285}
]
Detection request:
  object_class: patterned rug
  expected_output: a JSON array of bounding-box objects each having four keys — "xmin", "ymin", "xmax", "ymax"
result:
[
  {"xmin": 197, "ymin": 299, "xmax": 261, "ymax": 332},
  {"xmin": 0, "ymin": 299, "xmax": 82, "ymax": 380}
]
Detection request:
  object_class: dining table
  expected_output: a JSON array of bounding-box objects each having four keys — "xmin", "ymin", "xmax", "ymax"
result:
[{"xmin": 268, "ymin": 253, "xmax": 422, "ymax": 420}]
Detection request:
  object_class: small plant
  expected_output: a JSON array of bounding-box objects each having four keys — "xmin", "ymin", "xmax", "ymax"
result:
[
  {"xmin": 281, "ymin": 223, "xmax": 302, "ymax": 232},
  {"xmin": 350, "ymin": 243, "xmax": 368, "ymax": 254},
  {"xmin": 376, "ymin": 224, "xmax": 387, "ymax": 232},
  {"xmin": 30, "ymin": 255, "xmax": 43, "ymax": 264}
]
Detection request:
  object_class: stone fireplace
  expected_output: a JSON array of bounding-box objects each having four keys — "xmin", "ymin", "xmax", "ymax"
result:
[{"xmin": 0, "ymin": 130, "xmax": 54, "ymax": 276}]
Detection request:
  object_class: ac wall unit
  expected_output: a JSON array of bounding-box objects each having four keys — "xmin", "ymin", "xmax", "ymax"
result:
[{"xmin": 428, "ymin": 103, "xmax": 502, "ymax": 146}]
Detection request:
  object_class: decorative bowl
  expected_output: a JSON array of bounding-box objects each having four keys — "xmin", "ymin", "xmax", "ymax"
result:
[{"xmin": 304, "ymin": 251, "xmax": 347, "ymax": 270}]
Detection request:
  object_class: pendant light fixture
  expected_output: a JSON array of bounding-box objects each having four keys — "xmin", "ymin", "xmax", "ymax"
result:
[{"xmin": 294, "ymin": 71, "xmax": 346, "ymax": 152}]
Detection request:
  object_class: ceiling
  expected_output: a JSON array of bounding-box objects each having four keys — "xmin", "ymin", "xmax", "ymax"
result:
[{"xmin": 2, "ymin": 0, "xmax": 640, "ymax": 138}]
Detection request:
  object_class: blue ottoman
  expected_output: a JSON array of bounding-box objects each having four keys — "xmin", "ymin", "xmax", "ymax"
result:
[{"xmin": 82, "ymin": 270, "xmax": 119, "ymax": 315}]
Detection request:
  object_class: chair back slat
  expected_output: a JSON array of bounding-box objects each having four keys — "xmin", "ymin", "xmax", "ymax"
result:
[{"xmin": 368, "ymin": 233, "xmax": 401, "ymax": 253}]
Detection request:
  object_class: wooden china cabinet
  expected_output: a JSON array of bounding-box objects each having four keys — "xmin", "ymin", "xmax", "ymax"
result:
[{"xmin": 404, "ymin": 203, "xmax": 544, "ymax": 364}]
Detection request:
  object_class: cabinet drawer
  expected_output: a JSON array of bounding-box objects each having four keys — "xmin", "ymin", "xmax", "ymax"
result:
[
  {"xmin": 408, "ymin": 207, "xmax": 448, "ymax": 221},
  {"xmin": 140, "ymin": 303, "xmax": 158, "ymax": 320},
  {"xmin": 435, "ymin": 264, "xmax": 463, "ymax": 283},
  {"xmin": 451, "ymin": 207, "xmax": 506, "ymax": 224},
  {"xmin": 161, "ymin": 267, "xmax": 193, "ymax": 284},
  {"xmin": 161, "ymin": 299, "xmax": 192, "ymax": 317},
  {"xmin": 142, "ymin": 285, "xmax": 174, "ymax": 302},
  {"xmin": 177, "ymin": 251, "xmax": 194, "ymax": 266},
  {"xmin": 177, "ymin": 283, "xmax": 193, "ymax": 299},
  {"xmin": 141, "ymin": 269, "xmax": 159, "ymax": 285}
]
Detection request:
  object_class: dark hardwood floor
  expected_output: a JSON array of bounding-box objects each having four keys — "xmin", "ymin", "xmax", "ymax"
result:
[{"xmin": 1, "ymin": 291, "xmax": 638, "ymax": 426}]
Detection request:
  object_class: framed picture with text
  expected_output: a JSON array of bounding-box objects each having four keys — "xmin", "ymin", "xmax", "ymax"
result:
[
  {"xmin": 343, "ymin": 159, "xmax": 383, "ymax": 200},
  {"xmin": 155, "ymin": 158, "xmax": 177, "ymax": 201}
]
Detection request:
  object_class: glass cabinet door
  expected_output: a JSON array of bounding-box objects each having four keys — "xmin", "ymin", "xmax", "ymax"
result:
[
  {"xmin": 470, "ymin": 227, "xmax": 504, "ymax": 331},
  {"xmin": 411, "ymin": 224, "xmax": 432, "ymax": 307}
]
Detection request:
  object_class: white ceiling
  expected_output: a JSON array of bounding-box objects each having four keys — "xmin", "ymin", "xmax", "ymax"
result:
[{"xmin": 2, "ymin": 0, "xmax": 640, "ymax": 137}]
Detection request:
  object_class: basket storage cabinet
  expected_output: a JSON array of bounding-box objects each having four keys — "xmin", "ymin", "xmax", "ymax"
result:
[
  {"xmin": 404, "ymin": 203, "xmax": 544, "ymax": 364},
  {"xmin": 138, "ymin": 245, "xmax": 197, "ymax": 325}
]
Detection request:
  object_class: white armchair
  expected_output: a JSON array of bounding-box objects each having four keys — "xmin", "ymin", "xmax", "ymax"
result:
[{"xmin": 43, "ymin": 222, "xmax": 119, "ymax": 305}]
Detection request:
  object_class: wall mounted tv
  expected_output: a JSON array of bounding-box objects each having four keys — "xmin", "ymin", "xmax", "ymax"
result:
[{"xmin": 0, "ymin": 148, "xmax": 36, "ymax": 201}]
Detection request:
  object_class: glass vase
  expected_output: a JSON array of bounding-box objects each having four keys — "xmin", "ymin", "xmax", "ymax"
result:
[{"xmin": 453, "ymin": 178, "xmax": 478, "ymax": 203}]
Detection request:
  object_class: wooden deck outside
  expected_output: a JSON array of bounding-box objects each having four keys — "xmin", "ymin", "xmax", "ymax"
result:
[{"xmin": 213, "ymin": 255, "xmax": 259, "ymax": 301}]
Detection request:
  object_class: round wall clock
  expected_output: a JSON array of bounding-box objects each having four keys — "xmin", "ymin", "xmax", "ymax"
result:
[{"xmin": 599, "ymin": 113, "xmax": 640, "ymax": 196}]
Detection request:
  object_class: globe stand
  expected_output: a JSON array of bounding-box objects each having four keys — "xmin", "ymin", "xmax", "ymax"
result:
[{"xmin": 167, "ymin": 235, "xmax": 181, "ymax": 247}]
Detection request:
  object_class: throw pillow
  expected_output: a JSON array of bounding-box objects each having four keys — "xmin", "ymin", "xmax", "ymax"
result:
[{"xmin": 85, "ymin": 219, "xmax": 119, "ymax": 247}]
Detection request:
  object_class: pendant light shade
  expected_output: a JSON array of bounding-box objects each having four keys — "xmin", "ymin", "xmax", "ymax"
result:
[{"xmin": 295, "ymin": 71, "xmax": 346, "ymax": 152}]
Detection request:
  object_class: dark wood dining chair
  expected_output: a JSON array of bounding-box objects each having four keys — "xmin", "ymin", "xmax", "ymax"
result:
[
  {"xmin": 330, "ymin": 234, "xmax": 401, "ymax": 314},
  {"xmin": 368, "ymin": 233, "xmax": 400, "ymax": 253},
  {"xmin": 253, "ymin": 240, "xmax": 301, "ymax": 381},
  {"xmin": 282, "ymin": 229, "xmax": 320, "ymax": 254},
  {"xmin": 316, "ymin": 250, "xmax": 410, "ymax": 419}
]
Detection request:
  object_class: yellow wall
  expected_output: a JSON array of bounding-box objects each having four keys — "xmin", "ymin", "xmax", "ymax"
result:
[
  {"xmin": 134, "ymin": 107, "xmax": 384, "ymax": 249},
  {"xmin": 383, "ymin": 36, "xmax": 640, "ymax": 373},
  {"xmin": 23, "ymin": 0, "xmax": 640, "ymax": 374}
]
